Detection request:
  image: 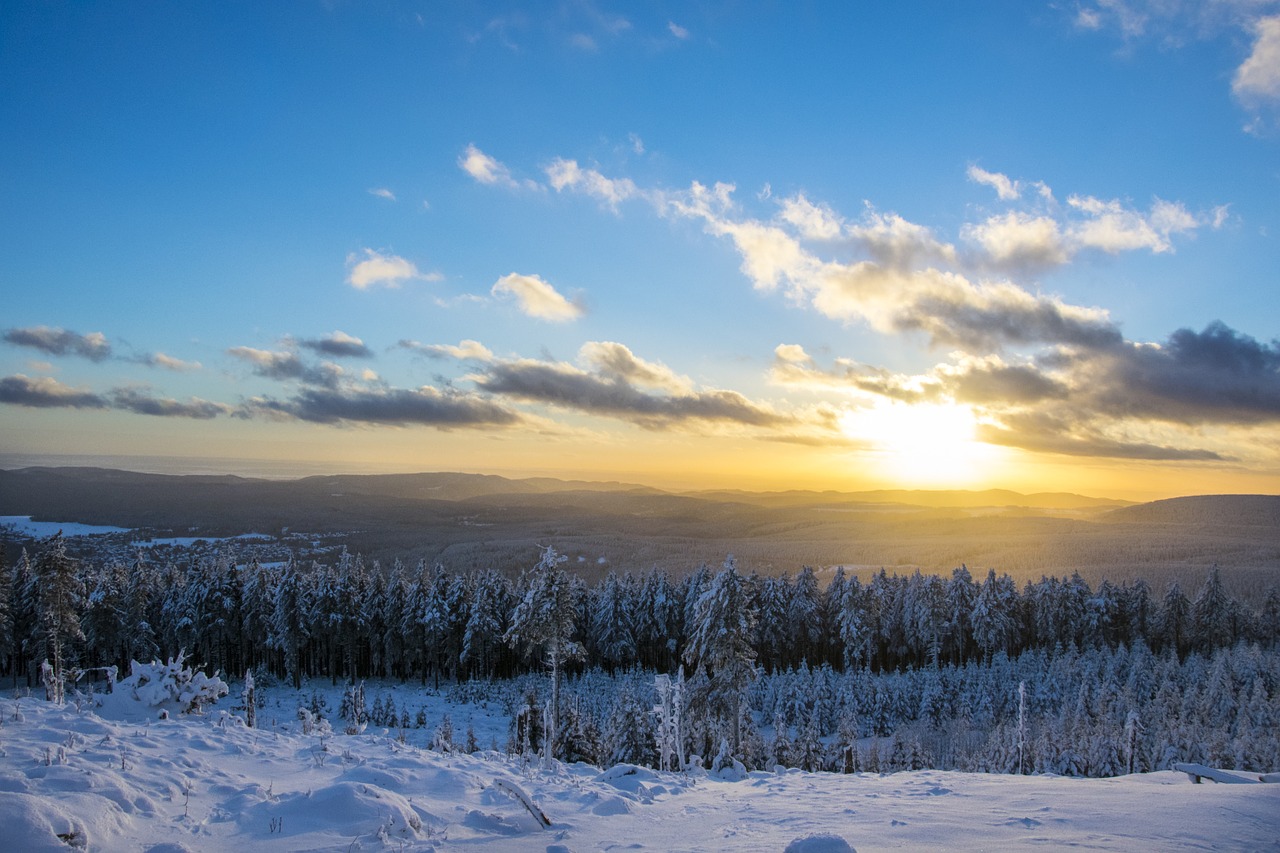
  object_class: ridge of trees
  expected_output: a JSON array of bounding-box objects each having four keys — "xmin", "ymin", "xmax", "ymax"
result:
[{"xmin": 3, "ymin": 536, "xmax": 1276, "ymax": 694}]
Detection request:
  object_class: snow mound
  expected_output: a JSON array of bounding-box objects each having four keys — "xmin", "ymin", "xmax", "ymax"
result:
[
  {"xmin": 0, "ymin": 791, "xmax": 89, "ymax": 851},
  {"xmin": 785, "ymin": 834, "xmax": 856, "ymax": 853},
  {"xmin": 240, "ymin": 780, "xmax": 423, "ymax": 840}
]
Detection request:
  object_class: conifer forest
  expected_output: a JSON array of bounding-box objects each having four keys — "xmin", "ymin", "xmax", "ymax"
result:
[{"xmin": 5, "ymin": 534, "xmax": 1279, "ymax": 779}]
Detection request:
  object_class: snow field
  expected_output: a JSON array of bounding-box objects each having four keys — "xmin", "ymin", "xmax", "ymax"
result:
[{"xmin": 0, "ymin": 685, "xmax": 1277, "ymax": 852}]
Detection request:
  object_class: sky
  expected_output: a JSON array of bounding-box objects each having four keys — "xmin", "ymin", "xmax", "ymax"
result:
[{"xmin": 2, "ymin": 1, "xmax": 1279, "ymax": 499}]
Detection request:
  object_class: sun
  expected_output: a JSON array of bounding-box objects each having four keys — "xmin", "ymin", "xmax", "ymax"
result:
[{"xmin": 840, "ymin": 401, "xmax": 1008, "ymax": 487}]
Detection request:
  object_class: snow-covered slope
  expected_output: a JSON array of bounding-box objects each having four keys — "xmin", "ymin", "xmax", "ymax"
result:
[{"xmin": 1, "ymin": 695, "xmax": 1277, "ymax": 852}]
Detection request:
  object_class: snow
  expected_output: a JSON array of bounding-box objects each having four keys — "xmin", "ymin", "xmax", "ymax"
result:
[
  {"xmin": 1, "ymin": 688, "xmax": 1276, "ymax": 852},
  {"xmin": 0, "ymin": 515, "xmax": 277, "ymax": 547},
  {"xmin": 0, "ymin": 516, "xmax": 129, "ymax": 538}
]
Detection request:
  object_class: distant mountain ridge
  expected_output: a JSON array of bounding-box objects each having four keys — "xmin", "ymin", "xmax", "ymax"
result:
[
  {"xmin": 1103, "ymin": 494, "xmax": 1280, "ymax": 527},
  {"xmin": 1, "ymin": 466, "xmax": 1131, "ymax": 515},
  {"xmin": 2, "ymin": 466, "xmax": 1277, "ymax": 583}
]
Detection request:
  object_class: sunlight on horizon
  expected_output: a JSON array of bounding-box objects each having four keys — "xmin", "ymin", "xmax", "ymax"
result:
[{"xmin": 840, "ymin": 401, "xmax": 1011, "ymax": 488}]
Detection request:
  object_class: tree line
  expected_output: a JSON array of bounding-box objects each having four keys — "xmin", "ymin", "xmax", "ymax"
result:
[{"xmin": 2, "ymin": 535, "xmax": 1276, "ymax": 695}]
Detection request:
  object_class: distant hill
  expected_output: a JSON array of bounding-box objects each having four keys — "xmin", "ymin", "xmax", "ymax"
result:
[
  {"xmin": 685, "ymin": 488, "xmax": 1130, "ymax": 510},
  {"xmin": 2, "ymin": 467, "xmax": 1277, "ymax": 591},
  {"xmin": 1103, "ymin": 494, "xmax": 1280, "ymax": 527}
]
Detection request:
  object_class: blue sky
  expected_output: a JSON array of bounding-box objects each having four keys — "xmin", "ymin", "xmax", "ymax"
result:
[{"xmin": 2, "ymin": 1, "xmax": 1279, "ymax": 498}]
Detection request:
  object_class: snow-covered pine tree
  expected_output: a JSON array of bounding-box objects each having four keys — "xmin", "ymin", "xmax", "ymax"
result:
[
  {"xmin": 0, "ymin": 544, "xmax": 11, "ymax": 682},
  {"xmin": 243, "ymin": 668, "xmax": 256, "ymax": 728},
  {"xmin": 589, "ymin": 571, "xmax": 638, "ymax": 673},
  {"xmin": 788, "ymin": 566, "xmax": 823, "ymax": 669},
  {"xmin": 1191, "ymin": 565, "xmax": 1236, "ymax": 653},
  {"xmin": 653, "ymin": 667, "xmax": 686, "ymax": 771},
  {"xmin": 268, "ymin": 557, "xmax": 309, "ymax": 690},
  {"xmin": 504, "ymin": 545, "xmax": 584, "ymax": 761},
  {"xmin": 33, "ymin": 534, "xmax": 85, "ymax": 704},
  {"xmin": 838, "ymin": 575, "xmax": 869, "ymax": 670},
  {"xmin": 462, "ymin": 569, "xmax": 510, "ymax": 679},
  {"xmin": 683, "ymin": 555, "xmax": 759, "ymax": 758},
  {"xmin": 770, "ymin": 713, "xmax": 792, "ymax": 768},
  {"xmin": 122, "ymin": 553, "xmax": 159, "ymax": 668},
  {"xmin": 10, "ymin": 548, "xmax": 36, "ymax": 686},
  {"xmin": 1156, "ymin": 582, "xmax": 1192, "ymax": 657}
]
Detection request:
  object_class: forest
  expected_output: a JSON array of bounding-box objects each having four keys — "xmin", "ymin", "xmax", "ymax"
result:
[{"xmin": 4, "ymin": 534, "xmax": 1278, "ymax": 779}]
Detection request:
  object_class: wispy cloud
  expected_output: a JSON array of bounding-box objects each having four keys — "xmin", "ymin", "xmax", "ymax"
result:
[
  {"xmin": 299, "ymin": 331, "xmax": 373, "ymax": 359},
  {"xmin": 368, "ymin": 187, "xmax": 396, "ymax": 201},
  {"xmin": 463, "ymin": 341, "xmax": 840, "ymax": 438},
  {"xmin": 345, "ymin": 249, "xmax": 440, "ymax": 289},
  {"xmin": 3, "ymin": 326, "xmax": 112, "ymax": 362},
  {"xmin": 458, "ymin": 144, "xmax": 538, "ymax": 190},
  {"xmin": 967, "ymin": 165, "xmax": 1021, "ymax": 200},
  {"xmin": 398, "ymin": 339, "xmax": 495, "ymax": 361},
  {"xmin": 0, "ymin": 374, "xmax": 107, "ymax": 409},
  {"xmin": 0, "ymin": 374, "xmax": 230, "ymax": 419},
  {"xmin": 1071, "ymin": 2, "xmax": 1280, "ymax": 128},
  {"xmin": 961, "ymin": 177, "xmax": 1216, "ymax": 270},
  {"xmin": 141, "ymin": 352, "xmax": 202, "ymax": 372},
  {"xmin": 109, "ymin": 387, "xmax": 231, "ymax": 419},
  {"xmin": 545, "ymin": 158, "xmax": 639, "ymax": 210},
  {"xmin": 491, "ymin": 272, "xmax": 585, "ymax": 322},
  {"xmin": 667, "ymin": 178, "xmax": 1118, "ymax": 352},
  {"xmin": 241, "ymin": 385, "xmax": 522, "ymax": 428},
  {"xmin": 227, "ymin": 346, "xmax": 343, "ymax": 387},
  {"xmin": 1234, "ymin": 15, "xmax": 1280, "ymax": 105},
  {"xmin": 668, "ymin": 21, "xmax": 690, "ymax": 40}
]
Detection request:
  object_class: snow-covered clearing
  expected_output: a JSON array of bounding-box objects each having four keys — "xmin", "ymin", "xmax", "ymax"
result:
[
  {"xmin": 1, "ymin": 687, "xmax": 1276, "ymax": 852},
  {"xmin": 0, "ymin": 517, "xmax": 131, "ymax": 539}
]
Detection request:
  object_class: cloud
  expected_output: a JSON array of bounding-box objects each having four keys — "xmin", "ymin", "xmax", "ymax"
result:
[
  {"xmin": 227, "ymin": 346, "xmax": 343, "ymax": 387},
  {"xmin": 1073, "ymin": 3, "xmax": 1280, "ymax": 128},
  {"xmin": 368, "ymin": 187, "xmax": 396, "ymax": 201},
  {"xmin": 669, "ymin": 180, "xmax": 1120, "ymax": 352},
  {"xmin": 962, "ymin": 187, "xmax": 1210, "ymax": 268},
  {"xmin": 0, "ymin": 374, "xmax": 107, "ymax": 409},
  {"xmin": 847, "ymin": 207, "xmax": 958, "ymax": 268},
  {"xmin": 300, "ymin": 331, "xmax": 373, "ymax": 359},
  {"xmin": 108, "ymin": 388, "xmax": 232, "ymax": 419},
  {"xmin": 1066, "ymin": 194, "xmax": 1195, "ymax": 254},
  {"xmin": 976, "ymin": 414, "xmax": 1227, "ymax": 461},
  {"xmin": 668, "ymin": 21, "xmax": 690, "ymax": 39},
  {"xmin": 346, "ymin": 249, "xmax": 439, "ymax": 289},
  {"xmin": 967, "ymin": 165, "xmax": 1020, "ymax": 200},
  {"xmin": 1076, "ymin": 321, "xmax": 1280, "ymax": 425},
  {"xmin": 962, "ymin": 212, "xmax": 1069, "ymax": 267},
  {"xmin": 1234, "ymin": 15, "xmax": 1280, "ymax": 103},
  {"xmin": 578, "ymin": 341, "xmax": 692, "ymax": 393},
  {"xmin": 778, "ymin": 194, "xmax": 843, "ymax": 241},
  {"xmin": 491, "ymin": 272, "xmax": 584, "ymax": 322},
  {"xmin": 399, "ymin": 339, "xmax": 495, "ymax": 361},
  {"xmin": 458, "ymin": 144, "xmax": 538, "ymax": 190},
  {"xmin": 473, "ymin": 356, "xmax": 798, "ymax": 430},
  {"xmin": 142, "ymin": 352, "xmax": 201, "ymax": 372},
  {"xmin": 0, "ymin": 375, "xmax": 229, "ymax": 420},
  {"xmin": 545, "ymin": 158, "xmax": 639, "ymax": 209},
  {"xmin": 3, "ymin": 326, "xmax": 111, "ymax": 361},
  {"xmin": 243, "ymin": 385, "xmax": 522, "ymax": 428}
]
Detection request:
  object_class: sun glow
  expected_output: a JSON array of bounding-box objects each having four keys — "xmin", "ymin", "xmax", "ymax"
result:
[{"xmin": 841, "ymin": 401, "xmax": 1009, "ymax": 487}]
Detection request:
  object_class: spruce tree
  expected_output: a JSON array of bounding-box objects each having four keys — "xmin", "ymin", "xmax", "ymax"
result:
[
  {"xmin": 505, "ymin": 546, "xmax": 583, "ymax": 760},
  {"xmin": 33, "ymin": 534, "xmax": 85, "ymax": 703},
  {"xmin": 683, "ymin": 555, "xmax": 759, "ymax": 757}
]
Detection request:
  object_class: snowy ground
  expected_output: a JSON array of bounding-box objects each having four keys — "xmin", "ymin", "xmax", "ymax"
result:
[{"xmin": 1, "ymin": 684, "xmax": 1277, "ymax": 853}]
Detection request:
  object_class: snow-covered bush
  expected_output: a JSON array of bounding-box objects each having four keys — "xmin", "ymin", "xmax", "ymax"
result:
[{"xmin": 116, "ymin": 650, "xmax": 229, "ymax": 716}]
